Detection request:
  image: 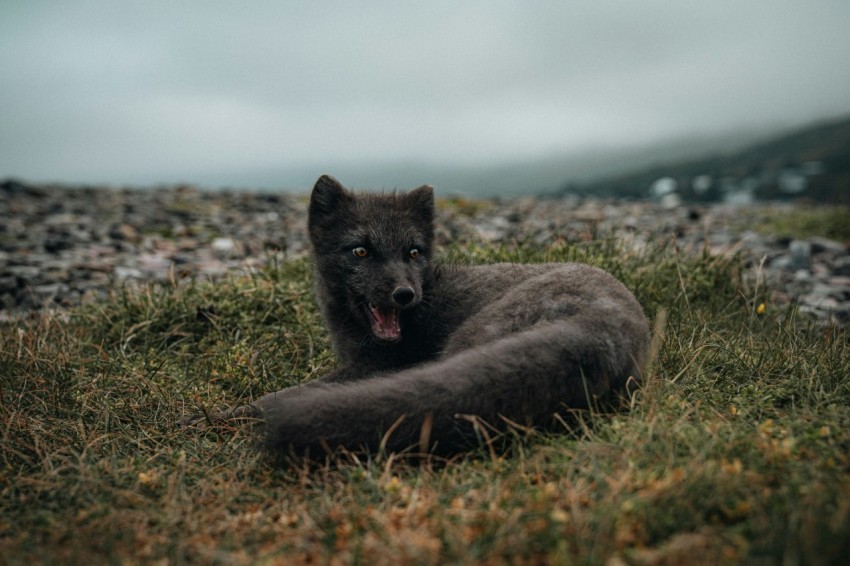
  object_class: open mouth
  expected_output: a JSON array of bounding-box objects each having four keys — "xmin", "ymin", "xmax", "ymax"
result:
[{"xmin": 365, "ymin": 303, "xmax": 401, "ymax": 341}]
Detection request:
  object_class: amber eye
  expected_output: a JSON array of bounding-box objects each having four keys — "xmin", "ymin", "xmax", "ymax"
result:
[
  {"xmin": 409, "ymin": 248, "xmax": 420, "ymax": 259},
  {"xmin": 352, "ymin": 246, "xmax": 369, "ymax": 258}
]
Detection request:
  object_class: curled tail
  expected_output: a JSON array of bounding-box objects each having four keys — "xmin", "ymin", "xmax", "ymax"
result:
[{"xmin": 253, "ymin": 316, "xmax": 649, "ymax": 458}]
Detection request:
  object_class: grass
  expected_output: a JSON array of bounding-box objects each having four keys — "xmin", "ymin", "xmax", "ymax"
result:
[
  {"xmin": 2, "ymin": 220, "xmax": 849, "ymax": 564},
  {"xmin": 754, "ymin": 204, "xmax": 850, "ymax": 242}
]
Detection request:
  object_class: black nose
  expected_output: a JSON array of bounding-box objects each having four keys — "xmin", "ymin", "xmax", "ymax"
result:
[{"xmin": 392, "ymin": 286, "xmax": 415, "ymax": 306}]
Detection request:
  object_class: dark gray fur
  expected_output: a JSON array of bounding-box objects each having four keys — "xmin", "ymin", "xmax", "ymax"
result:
[{"xmin": 246, "ymin": 175, "xmax": 650, "ymax": 457}]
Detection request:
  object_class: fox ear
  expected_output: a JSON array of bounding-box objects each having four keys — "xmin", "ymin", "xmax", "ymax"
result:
[
  {"xmin": 310, "ymin": 175, "xmax": 349, "ymax": 222},
  {"xmin": 407, "ymin": 184, "xmax": 434, "ymax": 214},
  {"xmin": 407, "ymin": 184, "xmax": 435, "ymax": 234}
]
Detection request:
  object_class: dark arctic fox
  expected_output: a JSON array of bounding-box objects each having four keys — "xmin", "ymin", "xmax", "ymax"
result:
[{"xmin": 228, "ymin": 175, "xmax": 649, "ymax": 456}]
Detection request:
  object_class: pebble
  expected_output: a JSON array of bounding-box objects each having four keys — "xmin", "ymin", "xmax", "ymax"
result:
[{"xmin": 1, "ymin": 180, "xmax": 848, "ymax": 326}]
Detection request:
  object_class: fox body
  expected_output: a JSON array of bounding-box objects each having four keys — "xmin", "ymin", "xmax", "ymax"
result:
[{"xmin": 246, "ymin": 175, "xmax": 650, "ymax": 456}]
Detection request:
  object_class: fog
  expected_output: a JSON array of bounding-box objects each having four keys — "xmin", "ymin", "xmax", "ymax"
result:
[{"xmin": 2, "ymin": 1, "xmax": 850, "ymax": 193}]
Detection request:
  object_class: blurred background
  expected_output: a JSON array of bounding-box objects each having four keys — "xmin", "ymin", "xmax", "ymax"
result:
[{"xmin": 2, "ymin": 1, "xmax": 850, "ymax": 202}]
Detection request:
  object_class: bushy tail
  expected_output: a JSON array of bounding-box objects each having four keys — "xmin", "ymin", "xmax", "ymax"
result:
[{"xmin": 253, "ymin": 319, "xmax": 648, "ymax": 459}]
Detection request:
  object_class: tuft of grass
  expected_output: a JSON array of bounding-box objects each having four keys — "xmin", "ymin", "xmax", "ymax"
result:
[
  {"xmin": 436, "ymin": 196, "xmax": 496, "ymax": 217},
  {"xmin": 1, "ymin": 235, "xmax": 848, "ymax": 564},
  {"xmin": 754, "ymin": 204, "xmax": 850, "ymax": 242}
]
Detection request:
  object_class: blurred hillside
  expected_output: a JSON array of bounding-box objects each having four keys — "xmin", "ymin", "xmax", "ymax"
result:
[
  {"xmin": 195, "ymin": 116, "xmax": 850, "ymax": 201},
  {"xmin": 561, "ymin": 115, "xmax": 850, "ymax": 204}
]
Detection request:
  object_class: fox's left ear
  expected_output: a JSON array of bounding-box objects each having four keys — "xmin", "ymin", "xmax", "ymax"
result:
[{"xmin": 407, "ymin": 184, "xmax": 435, "ymax": 215}]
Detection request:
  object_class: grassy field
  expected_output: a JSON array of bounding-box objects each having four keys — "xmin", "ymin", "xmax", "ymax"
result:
[
  {"xmin": 1, "ymin": 208, "xmax": 849, "ymax": 565},
  {"xmin": 754, "ymin": 204, "xmax": 850, "ymax": 242}
]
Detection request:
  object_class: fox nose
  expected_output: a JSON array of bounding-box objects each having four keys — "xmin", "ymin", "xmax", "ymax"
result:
[{"xmin": 392, "ymin": 286, "xmax": 416, "ymax": 306}]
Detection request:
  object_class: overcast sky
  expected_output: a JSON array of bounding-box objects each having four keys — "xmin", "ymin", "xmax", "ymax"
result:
[{"xmin": 2, "ymin": 1, "xmax": 850, "ymax": 191}]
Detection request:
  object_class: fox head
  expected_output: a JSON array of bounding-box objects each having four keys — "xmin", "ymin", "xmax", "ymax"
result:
[{"xmin": 308, "ymin": 175, "xmax": 435, "ymax": 342}]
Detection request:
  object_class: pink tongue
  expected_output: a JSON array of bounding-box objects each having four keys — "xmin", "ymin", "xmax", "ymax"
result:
[{"xmin": 369, "ymin": 305, "xmax": 401, "ymax": 341}]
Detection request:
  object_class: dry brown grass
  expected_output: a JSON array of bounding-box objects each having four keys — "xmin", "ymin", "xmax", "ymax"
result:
[{"xmin": 2, "ymin": 236, "xmax": 849, "ymax": 564}]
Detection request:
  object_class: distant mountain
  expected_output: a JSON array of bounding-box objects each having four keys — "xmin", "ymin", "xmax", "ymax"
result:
[
  {"xmin": 187, "ymin": 126, "xmax": 788, "ymax": 197},
  {"xmin": 562, "ymin": 115, "xmax": 850, "ymax": 204},
  {"xmin": 85, "ymin": 114, "xmax": 849, "ymax": 202}
]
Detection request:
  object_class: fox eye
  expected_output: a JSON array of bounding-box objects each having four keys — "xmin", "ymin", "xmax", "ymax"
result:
[
  {"xmin": 409, "ymin": 248, "xmax": 420, "ymax": 259},
  {"xmin": 352, "ymin": 246, "xmax": 369, "ymax": 258}
]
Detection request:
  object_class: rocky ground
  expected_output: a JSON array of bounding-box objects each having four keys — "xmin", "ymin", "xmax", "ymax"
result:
[{"xmin": 2, "ymin": 179, "xmax": 849, "ymax": 326}]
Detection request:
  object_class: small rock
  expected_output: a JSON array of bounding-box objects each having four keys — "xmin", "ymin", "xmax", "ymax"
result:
[
  {"xmin": 809, "ymin": 237, "xmax": 847, "ymax": 255},
  {"xmin": 788, "ymin": 240, "xmax": 812, "ymax": 270},
  {"xmin": 793, "ymin": 269, "xmax": 811, "ymax": 282},
  {"xmin": 833, "ymin": 256, "xmax": 850, "ymax": 276},
  {"xmin": 475, "ymin": 217, "xmax": 512, "ymax": 242},
  {"xmin": 32, "ymin": 282, "xmax": 69, "ymax": 299},
  {"xmin": 0, "ymin": 275, "xmax": 18, "ymax": 292},
  {"xmin": 211, "ymin": 237, "xmax": 236, "ymax": 252},
  {"xmin": 114, "ymin": 266, "xmax": 143, "ymax": 280},
  {"xmin": 109, "ymin": 223, "xmax": 140, "ymax": 242},
  {"xmin": 44, "ymin": 236, "xmax": 74, "ymax": 254},
  {"xmin": 660, "ymin": 193, "xmax": 683, "ymax": 209},
  {"xmin": 44, "ymin": 213, "xmax": 79, "ymax": 226},
  {"xmin": 6, "ymin": 265, "xmax": 41, "ymax": 280}
]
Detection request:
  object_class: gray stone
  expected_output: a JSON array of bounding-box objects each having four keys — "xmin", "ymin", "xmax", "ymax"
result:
[
  {"xmin": 793, "ymin": 269, "xmax": 811, "ymax": 282},
  {"xmin": 114, "ymin": 266, "xmax": 143, "ymax": 280},
  {"xmin": 0, "ymin": 275, "xmax": 18, "ymax": 292},
  {"xmin": 833, "ymin": 256, "xmax": 850, "ymax": 276},
  {"xmin": 809, "ymin": 237, "xmax": 848, "ymax": 255},
  {"xmin": 6, "ymin": 265, "xmax": 40, "ymax": 280},
  {"xmin": 769, "ymin": 255, "xmax": 793, "ymax": 271},
  {"xmin": 788, "ymin": 240, "xmax": 812, "ymax": 270},
  {"xmin": 32, "ymin": 282, "xmax": 69, "ymax": 298},
  {"xmin": 109, "ymin": 223, "xmax": 140, "ymax": 242},
  {"xmin": 44, "ymin": 237, "xmax": 73, "ymax": 253}
]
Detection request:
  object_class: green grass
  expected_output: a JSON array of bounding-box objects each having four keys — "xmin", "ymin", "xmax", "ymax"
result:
[
  {"xmin": 754, "ymin": 204, "xmax": 850, "ymax": 242},
  {"xmin": 2, "ymin": 234, "xmax": 849, "ymax": 564}
]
